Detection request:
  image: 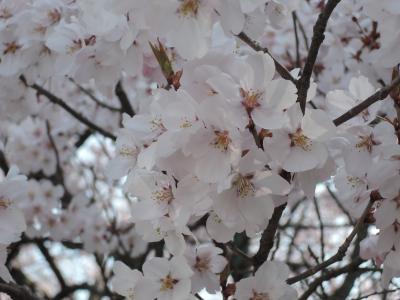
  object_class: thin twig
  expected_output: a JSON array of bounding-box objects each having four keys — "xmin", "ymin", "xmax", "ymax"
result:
[
  {"xmin": 0, "ymin": 281, "xmax": 42, "ymax": 300},
  {"xmin": 292, "ymin": 11, "xmax": 301, "ymax": 68},
  {"xmin": 68, "ymin": 78, "xmax": 121, "ymax": 112},
  {"xmin": 36, "ymin": 240, "xmax": 67, "ymax": 289},
  {"xmin": 293, "ymin": 11, "xmax": 310, "ymax": 51},
  {"xmin": 313, "ymin": 197, "xmax": 326, "ymax": 261},
  {"xmin": 236, "ymin": 32, "xmax": 297, "ymax": 84},
  {"xmin": 297, "ymin": 0, "xmax": 342, "ymax": 113},
  {"xmin": 115, "ymin": 81, "xmax": 135, "ymax": 117},
  {"xmin": 351, "ymin": 288, "xmax": 400, "ymax": 300},
  {"xmin": 252, "ymin": 203, "xmax": 287, "ymax": 271},
  {"xmin": 298, "ymin": 258, "xmax": 364, "ymax": 300},
  {"xmin": 334, "ymin": 76, "xmax": 400, "ymax": 126},
  {"xmin": 20, "ymin": 76, "xmax": 116, "ymax": 141},
  {"xmin": 326, "ymin": 185, "xmax": 355, "ymax": 225},
  {"xmin": 287, "ymin": 197, "xmax": 374, "ymax": 284},
  {"xmin": 45, "ymin": 121, "xmax": 72, "ymax": 208}
]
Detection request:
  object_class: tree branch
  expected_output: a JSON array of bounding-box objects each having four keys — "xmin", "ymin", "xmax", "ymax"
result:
[
  {"xmin": 20, "ymin": 76, "xmax": 116, "ymax": 141},
  {"xmin": 297, "ymin": 0, "xmax": 342, "ymax": 113},
  {"xmin": 69, "ymin": 78, "xmax": 121, "ymax": 112},
  {"xmin": 298, "ymin": 258, "xmax": 364, "ymax": 300},
  {"xmin": 334, "ymin": 76, "xmax": 400, "ymax": 126},
  {"xmin": 252, "ymin": 203, "xmax": 287, "ymax": 271},
  {"xmin": 292, "ymin": 12, "xmax": 301, "ymax": 68},
  {"xmin": 36, "ymin": 240, "xmax": 67, "ymax": 290},
  {"xmin": 0, "ymin": 281, "xmax": 42, "ymax": 300},
  {"xmin": 286, "ymin": 196, "xmax": 374, "ymax": 284},
  {"xmin": 0, "ymin": 151, "xmax": 9, "ymax": 175},
  {"xmin": 115, "ymin": 81, "xmax": 135, "ymax": 117}
]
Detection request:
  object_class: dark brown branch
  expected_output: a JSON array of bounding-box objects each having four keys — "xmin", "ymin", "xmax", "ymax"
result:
[
  {"xmin": 74, "ymin": 129, "xmax": 92, "ymax": 148},
  {"xmin": 36, "ymin": 240, "xmax": 67, "ymax": 289},
  {"xmin": 297, "ymin": 0, "xmax": 342, "ymax": 113},
  {"xmin": 45, "ymin": 121, "xmax": 72, "ymax": 208},
  {"xmin": 115, "ymin": 81, "xmax": 135, "ymax": 117},
  {"xmin": 313, "ymin": 197, "xmax": 326, "ymax": 261},
  {"xmin": 0, "ymin": 151, "xmax": 9, "ymax": 175},
  {"xmin": 252, "ymin": 203, "xmax": 287, "ymax": 271},
  {"xmin": 326, "ymin": 185, "xmax": 355, "ymax": 225},
  {"xmin": 334, "ymin": 76, "xmax": 400, "ymax": 126},
  {"xmin": 0, "ymin": 281, "xmax": 42, "ymax": 300},
  {"xmin": 298, "ymin": 258, "xmax": 364, "ymax": 300},
  {"xmin": 351, "ymin": 288, "xmax": 400, "ymax": 300},
  {"xmin": 20, "ymin": 77, "xmax": 116, "ymax": 141},
  {"xmin": 293, "ymin": 11, "xmax": 310, "ymax": 51},
  {"xmin": 236, "ymin": 32, "xmax": 297, "ymax": 84},
  {"xmin": 69, "ymin": 78, "xmax": 121, "ymax": 112},
  {"xmin": 286, "ymin": 197, "xmax": 374, "ymax": 284},
  {"xmin": 331, "ymin": 225, "xmax": 368, "ymax": 299},
  {"xmin": 292, "ymin": 12, "xmax": 301, "ymax": 68}
]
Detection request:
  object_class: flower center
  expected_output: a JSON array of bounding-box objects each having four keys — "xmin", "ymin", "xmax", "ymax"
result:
[
  {"xmin": 289, "ymin": 128, "xmax": 312, "ymax": 151},
  {"xmin": 346, "ymin": 176, "xmax": 364, "ymax": 188},
  {"xmin": 251, "ymin": 291, "xmax": 270, "ymax": 300},
  {"xmin": 153, "ymin": 186, "xmax": 174, "ymax": 204},
  {"xmin": 119, "ymin": 146, "xmax": 137, "ymax": 157},
  {"xmin": 233, "ymin": 174, "xmax": 255, "ymax": 198},
  {"xmin": 150, "ymin": 117, "xmax": 167, "ymax": 133},
  {"xmin": 355, "ymin": 134, "xmax": 379, "ymax": 153},
  {"xmin": 194, "ymin": 255, "xmax": 211, "ymax": 272},
  {"xmin": 178, "ymin": 0, "xmax": 200, "ymax": 17},
  {"xmin": 0, "ymin": 196, "xmax": 11, "ymax": 209},
  {"xmin": 180, "ymin": 119, "xmax": 192, "ymax": 128},
  {"xmin": 211, "ymin": 130, "xmax": 231, "ymax": 153},
  {"xmin": 0, "ymin": 8, "xmax": 12, "ymax": 19},
  {"xmin": 160, "ymin": 274, "xmax": 179, "ymax": 291},
  {"xmin": 240, "ymin": 88, "xmax": 262, "ymax": 113},
  {"xmin": 3, "ymin": 41, "xmax": 21, "ymax": 55},
  {"xmin": 68, "ymin": 39, "xmax": 83, "ymax": 54},
  {"xmin": 48, "ymin": 9, "xmax": 61, "ymax": 25}
]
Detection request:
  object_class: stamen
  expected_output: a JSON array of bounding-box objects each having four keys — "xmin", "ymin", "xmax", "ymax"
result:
[
  {"xmin": 355, "ymin": 134, "xmax": 379, "ymax": 153},
  {"xmin": 251, "ymin": 291, "xmax": 271, "ymax": 300},
  {"xmin": 177, "ymin": 0, "xmax": 200, "ymax": 17},
  {"xmin": 0, "ymin": 196, "xmax": 11, "ymax": 209},
  {"xmin": 289, "ymin": 128, "xmax": 312, "ymax": 151},
  {"xmin": 119, "ymin": 146, "xmax": 137, "ymax": 157},
  {"xmin": 160, "ymin": 274, "xmax": 179, "ymax": 291},
  {"xmin": 233, "ymin": 174, "xmax": 255, "ymax": 198},
  {"xmin": 211, "ymin": 130, "xmax": 231, "ymax": 153},
  {"xmin": 153, "ymin": 186, "xmax": 174, "ymax": 204},
  {"xmin": 194, "ymin": 255, "xmax": 211, "ymax": 272},
  {"xmin": 3, "ymin": 41, "xmax": 21, "ymax": 55},
  {"xmin": 240, "ymin": 88, "xmax": 262, "ymax": 113}
]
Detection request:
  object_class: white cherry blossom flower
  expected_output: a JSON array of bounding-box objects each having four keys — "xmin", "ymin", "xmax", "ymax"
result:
[
  {"xmin": 111, "ymin": 261, "xmax": 143, "ymax": 299},
  {"xmin": 263, "ymin": 104, "xmax": 335, "ymax": 173},
  {"xmin": 135, "ymin": 256, "xmax": 193, "ymax": 300},
  {"xmin": 185, "ymin": 244, "xmax": 227, "ymax": 294}
]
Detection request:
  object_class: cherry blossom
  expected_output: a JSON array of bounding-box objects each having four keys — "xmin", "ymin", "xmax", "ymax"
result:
[{"xmin": 135, "ymin": 256, "xmax": 193, "ymax": 300}]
